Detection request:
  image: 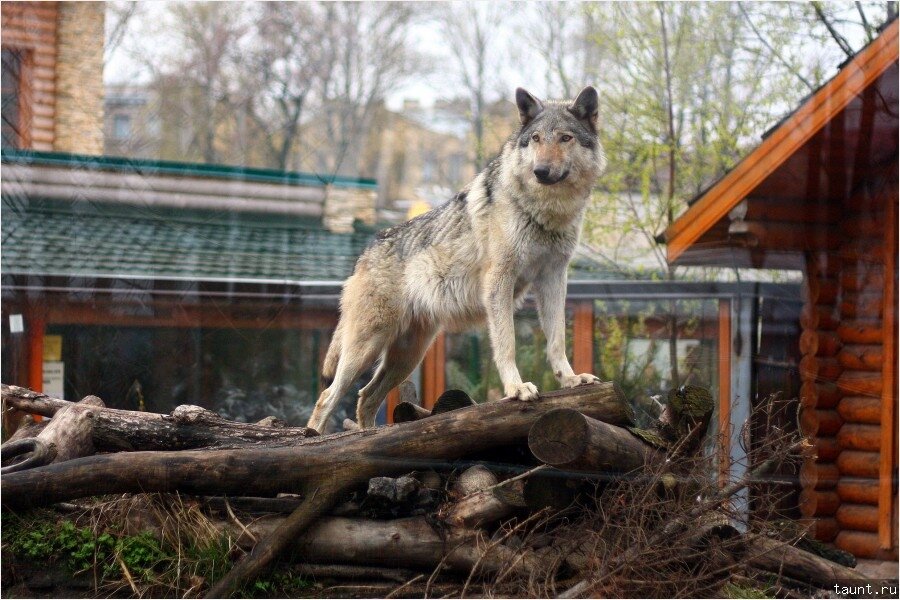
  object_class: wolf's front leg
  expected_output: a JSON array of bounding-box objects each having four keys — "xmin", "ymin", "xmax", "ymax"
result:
[
  {"xmin": 484, "ymin": 268, "xmax": 539, "ymax": 400},
  {"xmin": 535, "ymin": 267, "xmax": 600, "ymax": 389}
]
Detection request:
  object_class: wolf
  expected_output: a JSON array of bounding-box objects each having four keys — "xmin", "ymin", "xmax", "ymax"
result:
[{"xmin": 307, "ymin": 86, "xmax": 607, "ymax": 432}]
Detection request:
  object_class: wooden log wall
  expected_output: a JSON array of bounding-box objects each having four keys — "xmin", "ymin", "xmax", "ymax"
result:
[
  {"xmin": 826, "ymin": 170, "xmax": 896, "ymax": 559},
  {"xmin": 798, "ymin": 248, "xmax": 842, "ymax": 543},
  {"xmin": 0, "ymin": 1, "xmax": 58, "ymax": 150}
]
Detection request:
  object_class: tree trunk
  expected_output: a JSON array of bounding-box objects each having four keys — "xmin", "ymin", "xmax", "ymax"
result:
[
  {"xmin": 1, "ymin": 382, "xmax": 630, "ymax": 511},
  {"xmin": 1, "ymin": 384, "xmax": 318, "ymax": 452},
  {"xmin": 746, "ymin": 536, "xmax": 868, "ymax": 587},
  {"xmin": 528, "ymin": 408, "xmax": 662, "ymax": 472}
]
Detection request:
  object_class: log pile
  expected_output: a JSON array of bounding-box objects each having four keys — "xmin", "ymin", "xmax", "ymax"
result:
[{"xmin": 0, "ymin": 382, "xmax": 868, "ymax": 598}]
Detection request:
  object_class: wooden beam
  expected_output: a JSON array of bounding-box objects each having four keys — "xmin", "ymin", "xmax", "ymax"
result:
[
  {"xmin": 43, "ymin": 302, "xmax": 337, "ymax": 330},
  {"xmin": 664, "ymin": 20, "xmax": 899, "ymax": 263},
  {"xmin": 421, "ymin": 333, "xmax": 446, "ymax": 410},
  {"xmin": 26, "ymin": 308, "xmax": 45, "ymax": 422},
  {"xmin": 718, "ymin": 299, "xmax": 731, "ymax": 484},
  {"xmin": 878, "ymin": 171, "xmax": 897, "ymax": 549},
  {"xmin": 572, "ymin": 301, "xmax": 594, "ymax": 375}
]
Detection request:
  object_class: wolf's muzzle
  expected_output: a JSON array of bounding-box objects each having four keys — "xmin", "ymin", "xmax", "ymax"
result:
[{"xmin": 534, "ymin": 168, "xmax": 570, "ymax": 185}]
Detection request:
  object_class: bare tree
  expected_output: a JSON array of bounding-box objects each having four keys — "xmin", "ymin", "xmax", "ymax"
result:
[
  {"xmin": 435, "ymin": 2, "xmax": 509, "ymax": 171},
  {"xmin": 234, "ymin": 2, "xmax": 330, "ymax": 170},
  {"xmin": 308, "ymin": 1, "xmax": 423, "ymax": 179},
  {"xmin": 159, "ymin": 1, "xmax": 247, "ymax": 163},
  {"xmin": 104, "ymin": 1, "xmax": 140, "ymax": 63},
  {"xmin": 518, "ymin": 1, "xmax": 588, "ymax": 99}
]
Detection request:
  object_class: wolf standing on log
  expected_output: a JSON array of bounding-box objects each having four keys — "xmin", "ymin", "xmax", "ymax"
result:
[{"xmin": 308, "ymin": 86, "xmax": 607, "ymax": 431}]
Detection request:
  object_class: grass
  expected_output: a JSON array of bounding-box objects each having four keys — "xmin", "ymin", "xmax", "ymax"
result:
[{"xmin": 1, "ymin": 495, "xmax": 313, "ymax": 598}]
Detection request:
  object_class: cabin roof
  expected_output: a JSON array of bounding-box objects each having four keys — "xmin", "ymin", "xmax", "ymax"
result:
[{"xmin": 660, "ymin": 19, "xmax": 899, "ymax": 269}]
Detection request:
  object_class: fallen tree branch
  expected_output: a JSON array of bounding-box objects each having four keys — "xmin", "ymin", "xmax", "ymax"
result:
[
  {"xmin": 2, "ymin": 383, "xmax": 628, "ymax": 511},
  {"xmin": 1, "ymin": 384, "xmax": 318, "ymax": 452}
]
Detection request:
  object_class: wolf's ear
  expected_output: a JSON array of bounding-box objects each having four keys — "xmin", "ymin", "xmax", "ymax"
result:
[
  {"xmin": 568, "ymin": 86, "xmax": 599, "ymax": 131},
  {"xmin": 515, "ymin": 88, "xmax": 544, "ymax": 126}
]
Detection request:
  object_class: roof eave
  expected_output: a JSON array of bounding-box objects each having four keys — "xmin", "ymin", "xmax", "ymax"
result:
[{"xmin": 662, "ymin": 19, "xmax": 899, "ymax": 265}]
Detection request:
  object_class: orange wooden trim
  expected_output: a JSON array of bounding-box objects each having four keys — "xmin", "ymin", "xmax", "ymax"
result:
[
  {"xmin": 26, "ymin": 309, "xmax": 45, "ymax": 421},
  {"xmin": 718, "ymin": 299, "xmax": 732, "ymax": 484},
  {"xmin": 878, "ymin": 177, "xmax": 898, "ymax": 549},
  {"xmin": 664, "ymin": 20, "xmax": 899, "ymax": 263},
  {"xmin": 572, "ymin": 301, "xmax": 594, "ymax": 374},
  {"xmin": 434, "ymin": 332, "xmax": 446, "ymax": 403},
  {"xmin": 385, "ymin": 388, "xmax": 400, "ymax": 424},
  {"xmin": 420, "ymin": 332, "xmax": 447, "ymax": 410},
  {"xmin": 44, "ymin": 303, "xmax": 338, "ymax": 330}
]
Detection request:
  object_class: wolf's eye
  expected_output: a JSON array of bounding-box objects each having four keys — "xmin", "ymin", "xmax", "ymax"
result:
[
  {"xmin": 531, "ymin": 134, "xmax": 540, "ymax": 142},
  {"xmin": 560, "ymin": 134, "xmax": 573, "ymax": 142}
]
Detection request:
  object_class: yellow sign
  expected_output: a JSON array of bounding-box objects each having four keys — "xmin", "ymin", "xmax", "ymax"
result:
[{"xmin": 43, "ymin": 335, "xmax": 62, "ymax": 361}]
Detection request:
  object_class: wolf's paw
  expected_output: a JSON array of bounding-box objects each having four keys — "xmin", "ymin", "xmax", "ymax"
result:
[
  {"xmin": 559, "ymin": 373, "xmax": 601, "ymax": 388},
  {"xmin": 505, "ymin": 381, "xmax": 539, "ymax": 401}
]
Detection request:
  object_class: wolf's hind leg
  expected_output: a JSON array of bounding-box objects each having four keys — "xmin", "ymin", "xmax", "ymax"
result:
[
  {"xmin": 356, "ymin": 322, "xmax": 436, "ymax": 428},
  {"xmin": 307, "ymin": 324, "xmax": 392, "ymax": 432}
]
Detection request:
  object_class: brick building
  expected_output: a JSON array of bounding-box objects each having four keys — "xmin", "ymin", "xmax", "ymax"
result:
[{"xmin": 1, "ymin": 1, "xmax": 104, "ymax": 154}]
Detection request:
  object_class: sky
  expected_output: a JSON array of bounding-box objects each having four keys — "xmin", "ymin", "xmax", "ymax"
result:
[{"xmin": 104, "ymin": 1, "xmax": 566, "ymax": 111}]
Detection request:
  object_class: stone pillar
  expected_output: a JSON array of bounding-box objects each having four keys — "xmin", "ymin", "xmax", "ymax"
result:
[
  {"xmin": 323, "ymin": 187, "xmax": 377, "ymax": 233},
  {"xmin": 54, "ymin": 1, "xmax": 104, "ymax": 154}
]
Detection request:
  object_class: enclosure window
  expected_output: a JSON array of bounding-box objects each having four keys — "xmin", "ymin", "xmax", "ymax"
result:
[{"xmin": 1, "ymin": 47, "xmax": 28, "ymax": 149}]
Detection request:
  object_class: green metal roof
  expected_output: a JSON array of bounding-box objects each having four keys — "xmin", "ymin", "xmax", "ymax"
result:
[
  {"xmin": 1, "ymin": 199, "xmax": 374, "ymax": 282},
  {"xmin": 1, "ymin": 149, "xmax": 378, "ymax": 190}
]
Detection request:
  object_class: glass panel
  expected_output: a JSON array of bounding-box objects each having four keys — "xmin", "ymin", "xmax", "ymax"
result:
[
  {"xmin": 592, "ymin": 298, "xmax": 720, "ymax": 428},
  {"xmin": 445, "ymin": 305, "xmax": 573, "ymax": 402}
]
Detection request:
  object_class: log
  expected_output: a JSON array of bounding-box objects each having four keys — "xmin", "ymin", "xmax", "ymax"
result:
[
  {"xmin": 834, "ymin": 530, "xmax": 888, "ymax": 559},
  {"xmin": 432, "ymin": 389, "xmax": 476, "ymax": 414},
  {"xmin": 837, "ymin": 345, "xmax": 882, "ymax": 371},
  {"xmin": 836, "ymin": 478, "xmax": 880, "ymax": 505},
  {"xmin": 799, "ymin": 489, "xmax": 840, "ymax": 516},
  {"xmin": 38, "ymin": 396, "xmax": 102, "ymax": 463},
  {"xmin": 444, "ymin": 466, "xmax": 514, "ymax": 528},
  {"xmin": 837, "ymin": 451, "xmax": 881, "ymax": 478},
  {"xmin": 746, "ymin": 536, "xmax": 867, "ymax": 588},
  {"xmin": 836, "ymin": 503, "xmax": 879, "ymax": 532},
  {"xmin": 236, "ymin": 514, "xmax": 541, "ymax": 576},
  {"xmin": 528, "ymin": 409, "xmax": 661, "ymax": 472},
  {"xmin": 814, "ymin": 382, "xmax": 842, "ymax": 409},
  {"xmin": 1, "ymin": 384, "xmax": 318, "ymax": 451},
  {"xmin": 814, "ymin": 409, "xmax": 842, "ymax": 437},
  {"xmin": 813, "ymin": 517, "xmax": 839, "ymax": 542},
  {"xmin": 814, "ymin": 437, "xmax": 841, "ymax": 462},
  {"xmin": 837, "ymin": 320, "xmax": 882, "ymax": 345},
  {"xmin": 392, "ymin": 402, "xmax": 431, "ymax": 423},
  {"xmin": 840, "ymin": 292, "xmax": 882, "ymax": 320},
  {"xmin": 815, "ymin": 331, "xmax": 842, "ymax": 357},
  {"xmin": 837, "ymin": 371, "xmax": 882, "ymax": 397},
  {"xmin": 1, "ymin": 382, "xmax": 630, "ymax": 511},
  {"xmin": 0, "ymin": 438, "xmax": 55, "ymax": 474},
  {"xmin": 837, "ymin": 424, "xmax": 881, "ymax": 452},
  {"xmin": 837, "ymin": 396, "xmax": 882, "ymax": 424}
]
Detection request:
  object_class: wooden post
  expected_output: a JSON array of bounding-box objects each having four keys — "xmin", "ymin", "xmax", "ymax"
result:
[
  {"xmin": 26, "ymin": 309, "xmax": 45, "ymax": 422},
  {"xmin": 718, "ymin": 299, "xmax": 731, "ymax": 484},
  {"xmin": 421, "ymin": 333, "xmax": 446, "ymax": 410},
  {"xmin": 572, "ymin": 301, "xmax": 594, "ymax": 375},
  {"xmin": 385, "ymin": 388, "xmax": 400, "ymax": 424}
]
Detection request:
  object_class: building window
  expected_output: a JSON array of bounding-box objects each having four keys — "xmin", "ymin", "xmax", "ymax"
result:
[
  {"xmin": 1, "ymin": 47, "xmax": 27, "ymax": 149},
  {"xmin": 113, "ymin": 114, "xmax": 132, "ymax": 140}
]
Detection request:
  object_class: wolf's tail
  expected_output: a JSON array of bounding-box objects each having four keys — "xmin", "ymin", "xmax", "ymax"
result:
[{"xmin": 321, "ymin": 320, "xmax": 343, "ymax": 386}]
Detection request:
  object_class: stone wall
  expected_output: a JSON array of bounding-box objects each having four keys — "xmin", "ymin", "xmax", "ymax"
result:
[{"xmin": 54, "ymin": 1, "xmax": 104, "ymax": 154}]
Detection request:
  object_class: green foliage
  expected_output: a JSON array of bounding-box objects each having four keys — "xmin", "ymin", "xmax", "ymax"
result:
[
  {"xmin": 722, "ymin": 581, "xmax": 772, "ymax": 599},
  {"xmin": 2, "ymin": 511, "xmax": 235, "ymax": 596},
  {"xmin": 240, "ymin": 570, "xmax": 312, "ymax": 599}
]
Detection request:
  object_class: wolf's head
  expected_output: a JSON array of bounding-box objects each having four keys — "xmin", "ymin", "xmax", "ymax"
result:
[{"xmin": 511, "ymin": 86, "xmax": 606, "ymax": 193}]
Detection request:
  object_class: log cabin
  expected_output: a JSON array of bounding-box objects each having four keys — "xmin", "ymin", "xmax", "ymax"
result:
[{"xmin": 660, "ymin": 20, "xmax": 899, "ymax": 560}]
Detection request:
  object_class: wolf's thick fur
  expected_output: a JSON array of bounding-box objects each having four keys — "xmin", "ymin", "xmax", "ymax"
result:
[{"xmin": 308, "ymin": 86, "xmax": 607, "ymax": 431}]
